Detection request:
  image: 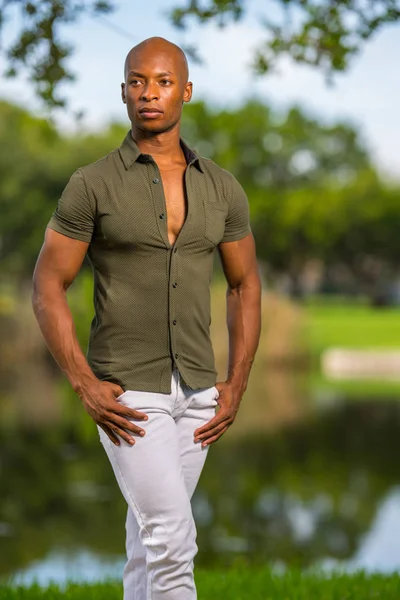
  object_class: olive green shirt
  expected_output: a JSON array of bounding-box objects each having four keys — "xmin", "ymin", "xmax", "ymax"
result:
[{"xmin": 47, "ymin": 130, "xmax": 252, "ymax": 393}]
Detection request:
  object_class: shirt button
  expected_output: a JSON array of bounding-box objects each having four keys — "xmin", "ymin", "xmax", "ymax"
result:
[
  {"xmin": 172, "ymin": 282, "xmax": 177, "ymax": 288},
  {"xmin": 159, "ymin": 213, "xmax": 165, "ymax": 219},
  {"xmin": 174, "ymin": 353, "xmax": 179, "ymax": 359},
  {"xmin": 173, "ymin": 248, "xmax": 177, "ymax": 253},
  {"xmin": 153, "ymin": 177, "xmax": 160, "ymax": 184},
  {"xmin": 173, "ymin": 319, "xmax": 177, "ymax": 325}
]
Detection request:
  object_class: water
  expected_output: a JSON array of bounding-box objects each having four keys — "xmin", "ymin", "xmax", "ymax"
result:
[{"xmin": 2, "ymin": 376, "xmax": 400, "ymax": 585}]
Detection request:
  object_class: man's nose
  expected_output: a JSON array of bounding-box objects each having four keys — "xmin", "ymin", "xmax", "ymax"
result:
[{"xmin": 140, "ymin": 82, "xmax": 158, "ymax": 101}]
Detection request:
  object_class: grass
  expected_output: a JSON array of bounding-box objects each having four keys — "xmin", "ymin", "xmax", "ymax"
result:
[
  {"xmin": 311, "ymin": 373, "xmax": 400, "ymax": 398},
  {"xmin": 305, "ymin": 302, "xmax": 400, "ymax": 355},
  {"xmin": 2, "ymin": 568, "xmax": 400, "ymax": 599},
  {"xmin": 212, "ymin": 287, "xmax": 400, "ymax": 398},
  {"xmin": 303, "ymin": 301, "xmax": 400, "ymax": 395}
]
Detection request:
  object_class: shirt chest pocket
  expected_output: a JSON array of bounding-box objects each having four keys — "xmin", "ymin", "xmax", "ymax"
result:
[{"xmin": 204, "ymin": 204, "xmax": 227, "ymax": 246}]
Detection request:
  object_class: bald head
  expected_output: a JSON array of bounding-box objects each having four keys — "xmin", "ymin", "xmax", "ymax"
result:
[
  {"xmin": 121, "ymin": 36, "xmax": 193, "ymax": 134},
  {"xmin": 124, "ymin": 37, "xmax": 189, "ymax": 84}
]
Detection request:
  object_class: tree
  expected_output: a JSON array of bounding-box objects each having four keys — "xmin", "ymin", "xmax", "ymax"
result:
[
  {"xmin": 0, "ymin": 100, "xmax": 127, "ymax": 277},
  {"xmin": 180, "ymin": 99, "xmax": 399, "ymax": 299},
  {"xmin": 0, "ymin": 1, "xmax": 114, "ymax": 108},
  {"xmin": 3, "ymin": 96, "xmax": 395, "ymax": 302},
  {"xmin": 1, "ymin": 0, "xmax": 399, "ymax": 108}
]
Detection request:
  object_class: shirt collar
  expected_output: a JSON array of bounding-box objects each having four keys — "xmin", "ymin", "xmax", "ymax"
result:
[{"xmin": 119, "ymin": 130, "xmax": 204, "ymax": 173}]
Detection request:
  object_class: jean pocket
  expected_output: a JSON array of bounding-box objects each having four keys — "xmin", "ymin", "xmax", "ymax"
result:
[{"xmin": 212, "ymin": 385, "xmax": 220, "ymax": 401}]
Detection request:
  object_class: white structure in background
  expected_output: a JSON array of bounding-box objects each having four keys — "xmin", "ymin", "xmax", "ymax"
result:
[{"xmin": 322, "ymin": 349, "xmax": 400, "ymax": 380}]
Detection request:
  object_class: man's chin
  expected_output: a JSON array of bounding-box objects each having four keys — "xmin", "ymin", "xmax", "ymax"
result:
[{"xmin": 135, "ymin": 122, "xmax": 170, "ymax": 135}]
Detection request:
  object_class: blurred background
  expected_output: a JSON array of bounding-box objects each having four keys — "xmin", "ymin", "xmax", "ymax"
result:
[{"xmin": 1, "ymin": 0, "xmax": 400, "ymax": 586}]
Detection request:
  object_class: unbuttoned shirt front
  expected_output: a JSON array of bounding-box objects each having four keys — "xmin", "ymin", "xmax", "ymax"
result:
[{"xmin": 47, "ymin": 130, "xmax": 252, "ymax": 393}]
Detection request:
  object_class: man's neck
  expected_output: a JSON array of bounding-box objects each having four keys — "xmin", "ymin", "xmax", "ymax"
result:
[{"xmin": 130, "ymin": 127, "xmax": 186, "ymax": 167}]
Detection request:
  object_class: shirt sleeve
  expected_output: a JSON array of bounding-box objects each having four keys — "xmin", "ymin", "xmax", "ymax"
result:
[
  {"xmin": 220, "ymin": 173, "xmax": 252, "ymax": 243},
  {"xmin": 47, "ymin": 169, "xmax": 95, "ymax": 243}
]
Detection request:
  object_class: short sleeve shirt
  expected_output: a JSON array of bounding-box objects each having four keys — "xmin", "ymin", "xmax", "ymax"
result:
[{"xmin": 47, "ymin": 130, "xmax": 252, "ymax": 393}]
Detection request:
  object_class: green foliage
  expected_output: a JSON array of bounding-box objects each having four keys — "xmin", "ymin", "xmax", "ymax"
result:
[
  {"xmin": 1, "ymin": 1, "xmax": 400, "ymax": 107},
  {"xmin": 2, "ymin": 570, "xmax": 400, "ymax": 599},
  {"xmin": 182, "ymin": 101, "xmax": 370, "ymax": 190},
  {"xmin": 1, "ymin": 97, "xmax": 399, "ymax": 297},
  {"xmin": 180, "ymin": 99, "xmax": 399, "ymax": 293},
  {"xmin": 1, "ymin": 1, "xmax": 115, "ymax": 108},
  {"xmin": 171, "ymin": 1, "xmax": 400, "ymax": 81},
  {"xmin": 0, "ymin": 100, "xmax": 126, "ymax": 277}
]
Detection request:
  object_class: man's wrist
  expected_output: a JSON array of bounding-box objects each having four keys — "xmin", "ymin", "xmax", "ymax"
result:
[
  {"xmin": 227, "ymin": 358, "xmax": 253, "ymax": 394},
  {"xmin": 69, "ymin": 369, "xmax": 98, "ymax": 395},
  {"xmin": 226, "ymin": 371, "xmax": 248, "ymax": 395},
  {"xmin": 226, "ymin": 377, "xmax": 246, "ymax": 395}
]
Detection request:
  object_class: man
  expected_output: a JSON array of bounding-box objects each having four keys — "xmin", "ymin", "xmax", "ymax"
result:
[{"xmin": 32, "ymin": 36, "xmax": 261, "ymax": 600}]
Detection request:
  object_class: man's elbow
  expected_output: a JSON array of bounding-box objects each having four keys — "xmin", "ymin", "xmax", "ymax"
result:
[{"xmin": 229, "ymin": 266, "xmax": 262, "ymax": 293}]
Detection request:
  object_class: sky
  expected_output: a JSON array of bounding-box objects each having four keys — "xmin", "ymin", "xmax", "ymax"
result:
[{"xmin": 1, "ymin": 0, "xmax": 399, "ymax": 179}]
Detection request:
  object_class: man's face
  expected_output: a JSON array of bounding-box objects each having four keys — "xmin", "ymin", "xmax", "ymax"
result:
[{"xmin": 121, "ymin": 48, "xmax": 192, "ymax": 134}]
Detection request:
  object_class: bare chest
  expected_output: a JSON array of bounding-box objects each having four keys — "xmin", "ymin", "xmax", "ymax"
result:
[{"xmin": 158, "ymin": 166, "xmax": 187, "ymax": 246}]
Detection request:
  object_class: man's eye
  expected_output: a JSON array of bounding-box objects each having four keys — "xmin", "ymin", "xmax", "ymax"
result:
[
  {"xmin": 161, "ymin": 79, "xmax": 171, "ymax": 85},
  {"xmin": 130, "ymin": 79, "xmax": 140, "ymax": 85}
]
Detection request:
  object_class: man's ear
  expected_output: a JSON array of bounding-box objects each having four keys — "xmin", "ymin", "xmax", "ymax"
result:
[
  {"xmin": 121, "ymin": 82, "xmax": 126, "ymax": 104},
  {"xmin": 183, "ymin": 81, "xmax": 193, "ymax": 104}
]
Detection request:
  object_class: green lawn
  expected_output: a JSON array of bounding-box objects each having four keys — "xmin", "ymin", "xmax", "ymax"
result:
[
  {"xmin": 305, "ymin": 302, "xmax": 400, "ymax": 355},
  {"xmin": 2, "ymin": 569, "xmax": 400, "ymax": 599},
  {"xmin": 311, "ymin": 373, "xmax": 400, "ymax": 398},
  {"xmin": 304, "ymin": 301, "xmax": 400, "ymax": 396}
]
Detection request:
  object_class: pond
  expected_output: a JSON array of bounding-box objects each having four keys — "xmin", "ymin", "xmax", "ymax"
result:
[{"xmin": 2, "ymin": 371, "xmax": 400, "ymax": 586}]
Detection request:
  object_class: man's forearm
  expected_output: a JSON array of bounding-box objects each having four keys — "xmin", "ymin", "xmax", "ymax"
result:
[
  {"xmin": 32, "ymin": 283, "xmax": 97, "ymax": 393},
  {"xmin": 225, "ymin": 277, "xmax": 262, "ymax": 394}
]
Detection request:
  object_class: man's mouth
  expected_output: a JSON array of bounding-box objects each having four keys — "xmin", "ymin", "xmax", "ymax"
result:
[{"xmin": 139, "ymin": 108, "xmax": 162, "ymax": 114}]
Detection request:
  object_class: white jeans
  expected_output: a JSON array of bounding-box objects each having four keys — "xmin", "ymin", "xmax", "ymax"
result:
[{"xmin": 97, "ymin": 367, "xmax": 219, "ymax": 600}]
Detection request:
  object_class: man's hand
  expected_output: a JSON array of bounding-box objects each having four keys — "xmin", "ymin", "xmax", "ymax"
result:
[
  {"xmin": 77, "ymin": 378, "xmax": 148, "ymax": 446},
  {"xmin": 194, "ymin": 381, "xmax": 242, "ymax": 447}
]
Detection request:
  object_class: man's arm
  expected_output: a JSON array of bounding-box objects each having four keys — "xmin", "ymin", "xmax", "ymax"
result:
[
  {"xmin": 32, "ymin": 228, "xmax": 148, "ymax": 446},
  {"xmin": 32, "ymin": 228, "xmax": 97, "ymax": 392},
  {"xmin": 194, "ymin": 232, "xmax": 262, "ymax": 447}
]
